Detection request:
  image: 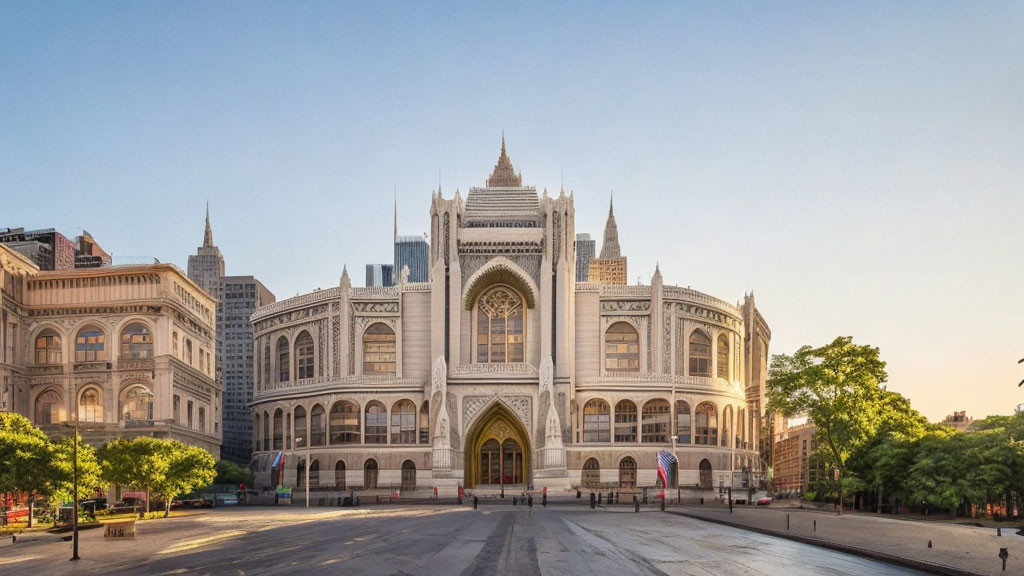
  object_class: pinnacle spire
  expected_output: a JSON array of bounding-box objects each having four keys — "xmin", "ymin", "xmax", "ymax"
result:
[
  {"xmin": 486, "ymin": 133, "xmax": 522, "ymax": 187},
  {"xmin": 599, "ymin": 191, "xmax": 621, "ymax": 259},
  {"xmin": 203, "ymin": 201, "xmax": 214, "ymax": 248}
]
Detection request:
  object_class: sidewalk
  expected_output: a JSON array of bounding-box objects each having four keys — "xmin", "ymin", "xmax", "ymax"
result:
[{"xmin": 673, "ymin": 505, "xmax": 1023, "ymax": 576}]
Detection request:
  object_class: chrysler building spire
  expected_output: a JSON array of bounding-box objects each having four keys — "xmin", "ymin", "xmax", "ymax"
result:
[
  {"xmin": 203, "ymin": 201, "xmax": 215, "ymax": 248},
  {"xmin": 599, "ymin": 192, "xmax": 621, "ymax": 259},
  {"xmin": 486, "ymin": 133, "xmax": 523, "ymax": 187}
]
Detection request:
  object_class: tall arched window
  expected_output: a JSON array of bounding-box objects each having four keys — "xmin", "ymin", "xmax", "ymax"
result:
[
  {"xmin": 364, "ymin": 459, "xmax": 378, "ymax": 489},
  {"xmin": 121, "ymin": 386, "xmax": 153, "ymax": 420},
  {"xmin": 476, "ymin": 286, "xmax": 525, "ymax": 364},
  {"xmin": 614, "ymin": 400, "xmax": 637, "ymax": 443},
  {"xmin": 35, "ymin": 330, "xmax": 62, "ymax": 365},
  {"xmin": 689, "ymin": 330, "xmax": 711, "ymax": 376},
  {"xmin": 390, "ymin": 400, "xmax": 416, "ymax": 444},
  {"xmin": 721, "ymin": 405, "xmax": 733, "ymax": 448},
  {"xmin": 263, "ymin": 411, "xmax": 270, "ymax": 450},
  {"xmin": 75, "ymin": 326, "xmax": 105, "ymax": 362},
  {"xmin": 79, "ymin": 388, "xmax": 102, "ymax": 422},
  {"xmin": 641, "ymin": 399, "xmax": 670, "ymax": 443},
  {"xmin": 35, "ymin": 390, "xmax": 63, "ymax": 425},
  {"xmin": 365, "ymin": 402, "xmax": 387, "ymax": 444},
  {"xmin": 695, "ymin": 402, "xmax": 718, "ymax": 446},
  {"xmin": 717, "ymin": 334, "xmax": 729, "ymax": 379},
  {"xmin": 618, "ymin": 457, "xmax": 637, "ymax": 489},
  {"xmin": 583, "ymin": 399, "xmax": 610, "ymax": 443},
  {"xmin": 363, "ymin": 324, "xmax": 396, "ymax": 374},
  {"xmin": 273, "ymin": 409, "xmax": 284, "ymax": 450},
  {"xmin": 582, "ymin": 458, "xmax": 600, "ymax": 488},
  {"xmin": 309, "ymin": 460, "xmax": 320, "ymax": 488},
  {"xmin": 295, "ymin": 331, "xmax": 314, "ymax": 379},
  {"xmin": 329, "ymin": 401, "xmax": 360, "ymax": 444},
  {"xmin": 605, "ymin": 322, "xmax": 640, "ymax": 373},
  {"xmin": 294, "ymin": 406, "xmax": 307, "ymax": 448},
  {"xmin": 120, "ymin": 323, "xmax": 153, "ymax": 360},
  {"xmin": 276, "ymin": 336, "xmax": 290, "ymax": 382},
  {"xmin": 263, "ymin": 341, "xmax": 271, "ymax": 384},
  {"xmin": 335, "ymin": 461, "xmax": 346, "ymax": 489},
  {"xmin": 419, "ymin": 401, "xmax": 430, "ymax": 444},
  {"xmin": 401, "ymin": 460, "xmax": 416, "ymax": 490},
  {"xmin": 310, "ymin": 404, "xmax": 326, "ymax": 446},
  {"xmin": 675, "ymin": 400, "xmax": 691, "ymax": 444},
  {"xmin": 253, "ymin": 413, "xmax": 261, "ymax": 451}
]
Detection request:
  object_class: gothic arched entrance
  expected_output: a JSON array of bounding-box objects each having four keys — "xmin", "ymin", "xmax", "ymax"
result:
[{"xmin": 465, "ymin": 402, "xmax": 531, "ymax": 489}]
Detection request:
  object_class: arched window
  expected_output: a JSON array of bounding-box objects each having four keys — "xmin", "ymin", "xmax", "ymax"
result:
[
  {"xmin": 695, "ymin": 402, "xmax": 718, "ymax": 446},
  {"xmin": 79, "ymin": 388, "xmax": 102, "ymax": 422},
  {"xmin": 363, "ymin": 324, "xmax": 396, "ymax": 374},
  {"xmin": 294, "ymin": 406, "xmax": 307, "ymax": 448},
  {"xmin": 717, "ymin": 334, "xmax": 729, "ymax": 379},
  {"xmin": 618, "ymin": 457, "xmax": 637, "ymax": 489},
  {"xmin": 401, "ymin": 460, "xmax": 416, "ymax": 491},
  {"xmin": 253, "ymin": 413, "xmax": 260, "ymax": 451},
  {"xmin": 119, "ymin": 323, "xmax": 152, "ymax": 360},
  {"xmin": 583, "ymin": 399, "xmax": 610, "ymax": 443},
  {"xmin": 641, "ymin": 399, "xmax": 670, "ymax": 443},
  {"xmin": 614, "ymin": 400, "xmax": 637, "ymax": 443},
  {"xmin": 582, "ymin": 458, "xmax": 600, "ymax": 488},
  {"xmin": 689, "ymin": 330, "xmax": 711, "ymax": 376},
  {"xmin": 276, "ymin": 337, "xmax": 290, "ymax": 382},
  {"xmin": 295, "ymin": 331, "xmax": 314, "ymax": 379},
  {"xmin": 310, "ymin": 404, "xmax": 326, "ymax": 446},
  {"xmin": 75, "ymin": 326, "xmax": 105, "ymax": 362},
  {"xmin": 35, "ymin": 330, "xmax": 62, "ymax": 365},
  {"xmin": 121, "ymin": 386, "xmax": 153, "ymax": 420},
  {"xmin": 476, "ymin": 286, "xmax": 524, "ymax": 364},
  {"xmin": 297, "ymin": 458, "xmax": 306, "ymax": 488},
  {"xmin": 390, "ymin": 400, "xmax": 416, "ymax": 444},
  {"xmin": 285, "ymin": 412, "xmax": 291, "ymax": 448},
  {"xmin": 35, "ymin": 390, "xmax": 63, "ymax": 425},
  {"xmin": 273, "ymin": 409, "xmax": 284, "ymax": 450},
  {"xmin": 309, "ymin": 460, "xmax": 320, "ymax": 488},
  {"xmin": 721, "ymin": 405, "xmax": 733, "ymax": 448},
  {"xmin": 335, "ymin": 461, "xmax": 346, "ymax": 489},
  {"xmin": 699, "ymin": 459, "xmax": 713, "ymax": 489},
  {"xmin": 419, "ymin": 401, "xmax": 430, "ymax": 444},
  {"xmin": 364, "ymin": 459, "xmax": 378, "ymax": 489},
  {"xmin": 263, "ymin": 411, "xmax": 270, "ymax": 450},
  {"xmin": 604, "ymin": 322, "xmax": 639, "ymax": 373},
  {"xmin": 329, "ymin": 401, "xmax": 360, "ymax": 444},
  {"xmin": 263, "ymin": 341, "xmax": 271, "ymax": 384},
  {"xmin": 365, "ymin": 402, "xmax": 387, "ymax": 444},
  {"xmin": 675, "ymin": 400, "xmax": 691, "ymax": 444}
]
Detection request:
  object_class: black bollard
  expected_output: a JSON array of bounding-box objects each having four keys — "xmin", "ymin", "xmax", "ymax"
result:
[
  {"xmin": 473, "ymin": 496, "xmax": 478, "ymax": 510},
  {"xmin": 528, "ymin": 496, "xmax": 533, "ymax": 508},
  {"xmin": 700, "ymin": 497, "xmax": 704, "ymax": 506},
  {"xmin": 814, "ymin": 520, "xmax": 816, "ymax": 533},
  {"xmin": 614, "ymin": 492, "xmax": 619, "ymax": 504},
  {"xmin": 787, "ymin": 514, "xmax": 790, "ymax": 530},
  {"xmin": 590, "ymin": 492, "xmax": 596, "ymax": 509},
  {"xmin": 635, "ymin": 500, "xmax": 640, "ymax": 513},
  {"xmin": 542, "ymin": 494, "xmax": 547, "ymax": 507},
  {"xmin": 661, "ymin": 496, "xmax": 665, "ymax": 511},
  {"xmin": 999, "ymin": 547, "xmax": 1008, "ymax": 571},
  {"xmin": 998, "ymin": 527, "xmax": 1002, "ymax": 537},
  {"xmin": 513, "ymin": 497, "xmax": 517, "ymax": 506},
  {"xmin": 576, "ymin": 489, "xmax": 581, "ymax": 499},
  {"xmin": 927, "ymin": 540, "xmax": 932, "ymax": 548},
  {"xmin": 598, "ymin": 493, "xmax": 602, "ymax": 505}
]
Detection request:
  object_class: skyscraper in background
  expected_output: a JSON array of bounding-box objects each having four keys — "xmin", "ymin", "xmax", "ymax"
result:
[
  {"xmin": 394, "ymin": 235, "xmax": 429, "ymax": 282},
  {"xmin": 575, "ymin": 233, "xmax": 595, "ymax": 282},
  {"xmin": 187, "ymin": 204, "xmax": 275, "ymax": 464},
  {"xmin": 365, "ymin": 263, "xmax": 394, "ymax": 287}
]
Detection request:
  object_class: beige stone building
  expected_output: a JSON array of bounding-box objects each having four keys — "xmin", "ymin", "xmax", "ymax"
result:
[
  {"xmin": 0, "ymin": 244, "xmax": 221, "ymax": 456},
  {"xmin": 587, "ymin": 197, "xmax": 628, "ymax": 285},
  {"xmin": 249, "ymin": 140, "xmax": 770, "ymax": 493}
]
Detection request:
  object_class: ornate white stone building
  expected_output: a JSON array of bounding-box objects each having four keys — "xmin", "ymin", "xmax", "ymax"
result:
[
  {"xmin": 249, "ymin": 139, "xmax": 771, "ymax": 493},
  {"xmin": 0, "ymin": 244, "xmax": 222, "ymax": 457}
]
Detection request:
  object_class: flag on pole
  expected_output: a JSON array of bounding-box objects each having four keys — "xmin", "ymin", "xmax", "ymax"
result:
[{"xmin": 657, "ymin": 450, "xmax": 677, "ymax": 499}]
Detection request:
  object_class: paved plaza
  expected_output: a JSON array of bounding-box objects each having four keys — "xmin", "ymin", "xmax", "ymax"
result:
[{"xmin": 0, "ymin": 505, "xmax": 934, "ymax": 576}]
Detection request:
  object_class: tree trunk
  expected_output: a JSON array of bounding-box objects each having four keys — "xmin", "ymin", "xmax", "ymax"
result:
[
  {"xmin": 877, "ymin": 484, "xmax": 883, "ymax": 514},
  {"xmin": 27, "ymin": 495, "xmax": 33, "ymax": 528},
  {"xmin": 837, "ymin": 471, "xmax": 844, "ymax": 515},
  {"xmin": 164, "ymin": 500, "xmax": 170, "ymax": 518}
]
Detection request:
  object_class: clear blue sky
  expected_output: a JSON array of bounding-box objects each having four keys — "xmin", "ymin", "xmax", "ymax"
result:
[{"xmin": 3, "ymin": 1, "xmax": 1022, "ymax": 421}]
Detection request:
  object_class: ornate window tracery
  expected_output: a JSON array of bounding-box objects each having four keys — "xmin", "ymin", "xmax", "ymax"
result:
[
  {"xmin": 363, "ymin": 324, "xmax": 396, "ymax": 374},
  {"xmin": 717, "ymin": 334, "xmax": 729, "ymax": 379},
  {"xmin": 476, "ymin": 286, "xmax": 524, "ymax": 364}
]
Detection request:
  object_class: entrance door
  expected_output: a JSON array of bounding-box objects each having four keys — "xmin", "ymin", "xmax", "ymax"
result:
[
  {"xmin": 699, "ymin": 459, "xmax": 712, "ymax": 489},
  {"xmin": 501, "ymin": 438, "xmax": 522, "ymax": 484},
  {"xmin": 619, "ymin": 457, "xmax": 637, "ymax": 489},
  {"xmin": 401, "ymin": 460, "xmax": 416, "ymax": 490},
  {"xmin": 480, "ymin": 439, "xmax": 501, "ymax": 484},
  {"xmin": 364, "ymin": 459, "xmax": 378, "ymax": 489},
  {"xmin": 582, "ymin": 458, "xmax": 600, "ymax": 488}
]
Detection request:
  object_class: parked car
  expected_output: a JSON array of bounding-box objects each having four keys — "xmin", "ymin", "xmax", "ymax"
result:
[{"xmin": 757, "ymin": 496, "xmax": 773, "ymax": 506}]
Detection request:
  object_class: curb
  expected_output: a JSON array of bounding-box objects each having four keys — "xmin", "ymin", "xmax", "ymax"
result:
[{"xmin": 667, "ymin": 509, "xmax": 985, "ymax": 576}]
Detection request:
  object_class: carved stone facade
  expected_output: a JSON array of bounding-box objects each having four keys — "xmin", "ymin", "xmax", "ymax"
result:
[
  {"xmin": 248, "ymin": 140, "xmax": 770, "ymax": 494},
  {"xmin": 0, "ymin": 245, "xmax": 222, "ymax": 457}
]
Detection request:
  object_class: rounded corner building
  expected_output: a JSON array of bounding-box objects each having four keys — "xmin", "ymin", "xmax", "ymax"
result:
[{"xmin": 249, "ymin": 138, "xmax": 771, "ymax": 496}]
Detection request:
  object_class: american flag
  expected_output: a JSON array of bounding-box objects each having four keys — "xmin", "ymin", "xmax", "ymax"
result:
[{"xmin": 657, "ymin": 450, "xmax": 677, "ymax": 495}]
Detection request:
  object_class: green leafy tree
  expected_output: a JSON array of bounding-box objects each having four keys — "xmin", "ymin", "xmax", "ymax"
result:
[
  {"xmin": 767, "ymin": 336, "xmax": 888, "ymax": 514},
  {"xmin": 0, "ymin": 412, "xmax": 51, "ymax": 525},
  {"xmin": 44, "ymin": 434, "xmax": 102, "ymax": 513},
  {"xmin": 214, "ymin": 459, "xmax": 253, "ymax": 487},
  {"xmin": 97, "ymin": 436, "xmax": 171, "ymax": 514},
  {"xmin": 151, "ymin": 442, "xmax": 216, "ymax": 517},
  {"xmin": 904, "ymin": 428, "xmax": 975, "ymax": 517}
]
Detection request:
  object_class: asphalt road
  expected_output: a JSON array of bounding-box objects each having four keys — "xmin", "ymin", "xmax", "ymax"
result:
[{"xmin": 0, "ymin": 506, "xmax": 929, "ymax": 575}]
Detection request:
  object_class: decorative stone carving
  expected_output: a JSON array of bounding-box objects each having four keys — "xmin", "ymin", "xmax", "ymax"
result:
[
  {"xmin": 600, "ymin": 300, "xmax": 650, "ymax": 313},
  {"xmin": 463, "ymin": 394, "xmax": 532, "ymax": 433}
]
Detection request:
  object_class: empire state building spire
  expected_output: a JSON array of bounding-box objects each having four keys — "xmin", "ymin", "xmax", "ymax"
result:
[
  {"xmin": 203, "ymin": 201, "xmax": 215, "ymax": 248},
  {"xmin": 599, "ymin": 193, "xmax": 621, "ymax": 259}
]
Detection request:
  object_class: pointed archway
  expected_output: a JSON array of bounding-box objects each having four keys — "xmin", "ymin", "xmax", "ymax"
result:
[{"xmin": 464, "ymin": 402, "xmax": 532, "ymax": 489}]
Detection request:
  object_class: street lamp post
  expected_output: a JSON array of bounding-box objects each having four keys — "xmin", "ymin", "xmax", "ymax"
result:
[
  {"xmin": 295, "ymin": 437, "xmax": 310, "ymax": 508},
  {"xmin": 62, "ymin": 414, "xmax": 81, "ymax": 561}
]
